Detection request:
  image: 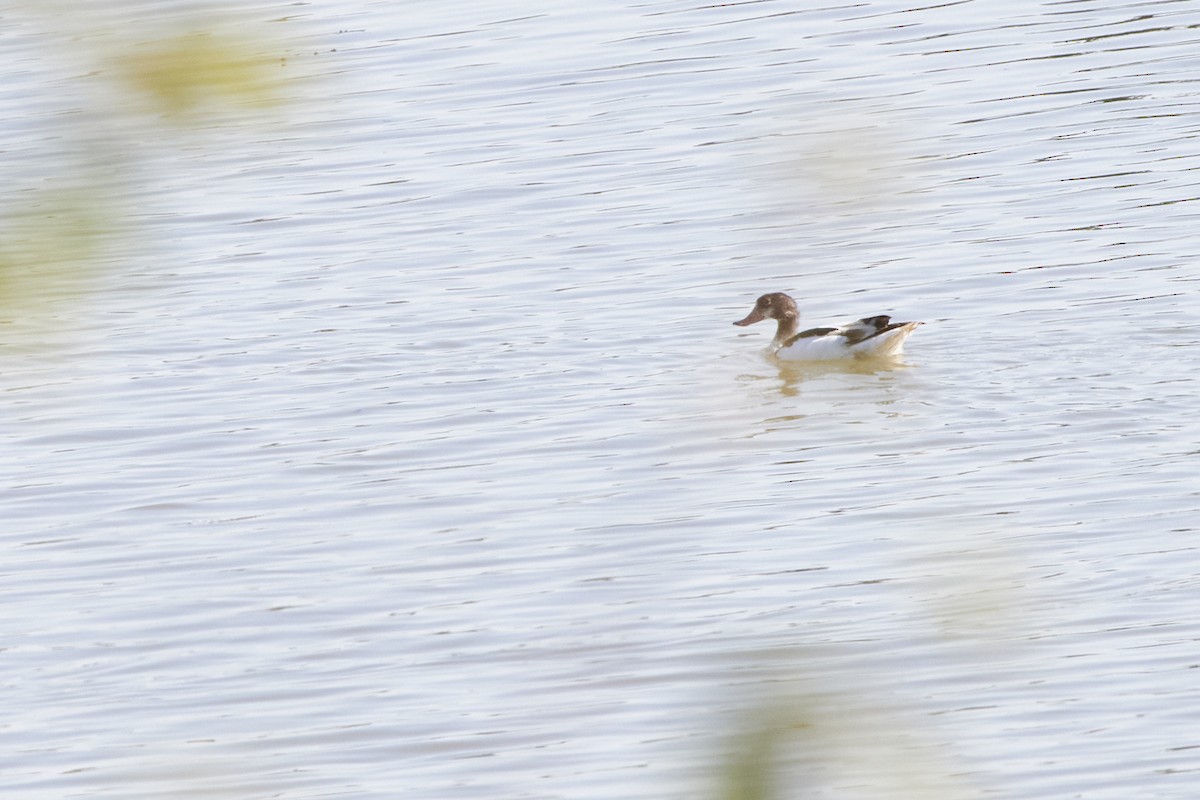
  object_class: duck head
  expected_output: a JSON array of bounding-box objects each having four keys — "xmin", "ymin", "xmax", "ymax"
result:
[{"xmin": 733, "ymin": 292, "xmax": 800, "ymax": 343}]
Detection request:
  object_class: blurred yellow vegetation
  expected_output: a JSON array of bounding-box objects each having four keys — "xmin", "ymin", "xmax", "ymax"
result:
[
  {"xmin": 115, "ymin": 29, "xmax": 286, "ymax": 116},
  {"xmin": 0, "ymin": 185, "xmax": 113, "ymax": 326},
  {"xmin": 0, "ymin": 10, "xmax": 295, "ymax": 332},
  {"xmin": 712, "ymin": 534, "xmax": 1032, "ymax": 799},
  {"xmin": 716, "ymin": 685, "xmax": 975, "ymax": 800}
]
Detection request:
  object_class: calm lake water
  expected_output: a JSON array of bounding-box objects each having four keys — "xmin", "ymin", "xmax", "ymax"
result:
[{"xmin": 3, "ymin": 1, "xmax": 1199, "ymax": 798}]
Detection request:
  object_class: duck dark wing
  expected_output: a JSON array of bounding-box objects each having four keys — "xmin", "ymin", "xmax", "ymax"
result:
[
  {"xmin": 840, "ymin": 315, "xmax": 904, "ymax": 345},
  {"xmin": 857, "ymin": 315, "xmax": 892, "ymax": 330},
  {"xmin": 782, "ymin": 326, "xmax": 838, "ymax": 347}
]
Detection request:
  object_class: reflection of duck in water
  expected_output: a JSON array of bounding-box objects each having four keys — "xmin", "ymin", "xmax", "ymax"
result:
[{"xmin": 733, "ymin": 292, "xmax": 921, "ymax": 360}]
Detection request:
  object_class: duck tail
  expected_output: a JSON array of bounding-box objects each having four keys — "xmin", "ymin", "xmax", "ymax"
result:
[{"xmin": 859, "ymin": 321, "xmax": 922, "ymax": 357}]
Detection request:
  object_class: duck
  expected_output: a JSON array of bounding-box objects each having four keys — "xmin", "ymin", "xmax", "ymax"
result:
[{"xmin": 733, "ymin": 292, "xmax": 921, "ymax": 360}]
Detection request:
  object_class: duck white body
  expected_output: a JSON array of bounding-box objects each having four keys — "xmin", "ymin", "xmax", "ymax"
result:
[{"xmin": 733, "ymin": 292, "xmax": 921, "ymax": 361}]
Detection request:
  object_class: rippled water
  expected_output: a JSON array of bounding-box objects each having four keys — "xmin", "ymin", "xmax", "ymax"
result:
[{"xmin": 4, "ymin": 1, "xmax": 1200, "ymax": 798}]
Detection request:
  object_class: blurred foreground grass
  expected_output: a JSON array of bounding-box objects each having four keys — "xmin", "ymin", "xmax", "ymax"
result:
[
  {"xmin": 713, "ymin": 540, "xmax": 1030, "ymax": 799},
  {"xmin": 115, "ymin": 27, "xmax": 287, "ymax": 118},
  {"xmin": 715, "ymin": 685, "xmax": 975, "ymax": 800},
  {"xmin": 0, "ymin": 185, "xmax": 110, "ymax": 310},
  {"xmin": 0, "ymin": 8, "xmax": 295, "ymax": 333}
]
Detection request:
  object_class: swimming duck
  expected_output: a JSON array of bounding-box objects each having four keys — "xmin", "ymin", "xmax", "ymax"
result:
[{"xmin": 733, "ymin": 292, "xmax": 921, "ymax": 360}]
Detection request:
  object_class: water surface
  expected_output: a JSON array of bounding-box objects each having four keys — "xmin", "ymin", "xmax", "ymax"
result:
[{"xmin": 3, "ymin": 1, "xmax": 1199, "ymax": 798}]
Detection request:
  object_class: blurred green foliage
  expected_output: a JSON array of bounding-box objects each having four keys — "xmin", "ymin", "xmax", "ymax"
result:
[
  {"xmin": 0, "ymin": 186, "xmax": 107, "ymax": 311},
  {"xmin": 0, "ymin": 9, "xmax": 293, "ymax": 331},
  {"xmin": 116, "ymin": 29, "xmax": 286, "ymax": 117},
  {"xmin": 714, "ymin": 679, "xmax": 979, "ymax": 799}
]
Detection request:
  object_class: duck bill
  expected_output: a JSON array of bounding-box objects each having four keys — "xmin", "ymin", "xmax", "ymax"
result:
[{"xmin": 733, "ymin": 308, "xmax": 765, "ymax": 327}]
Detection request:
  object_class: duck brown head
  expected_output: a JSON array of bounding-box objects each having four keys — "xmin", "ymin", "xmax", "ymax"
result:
[{"xmin": 733, "ymin": 292, "xmax": 801, "ymax": 344}]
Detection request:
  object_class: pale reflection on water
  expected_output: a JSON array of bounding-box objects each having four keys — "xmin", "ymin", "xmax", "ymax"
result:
[
  {"xmin": 773, "ymin": 356, "xmax": 919, "ymax": 395},
  {"xmin": 4, "ymin": 1, "xmax": 1200, "ymax": 799}
]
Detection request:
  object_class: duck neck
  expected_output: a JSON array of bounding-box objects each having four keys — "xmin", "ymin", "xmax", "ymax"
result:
[{"xmin": 772, "ymin": 314, "xmax": 799, "ymax": 346}]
